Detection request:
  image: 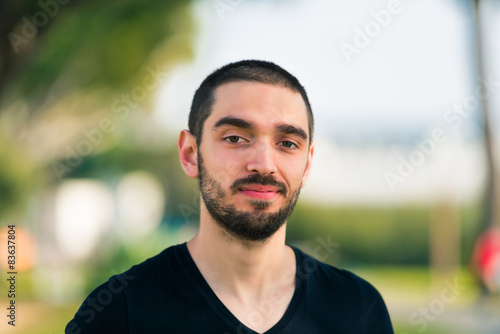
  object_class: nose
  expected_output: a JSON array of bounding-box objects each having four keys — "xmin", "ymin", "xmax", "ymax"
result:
[{"xmin": 246, "ymin": 141, "xmax": 277, "ymax": 175}]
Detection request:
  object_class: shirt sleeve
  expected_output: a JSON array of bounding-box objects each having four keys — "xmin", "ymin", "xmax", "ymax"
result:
[
  {"xmin": 65, "ymin": 275, "xmax": 129, "ymax": 334},
  {"xmin": 361, "ymin": 281, "xmax": 394, "ymax": 334}
]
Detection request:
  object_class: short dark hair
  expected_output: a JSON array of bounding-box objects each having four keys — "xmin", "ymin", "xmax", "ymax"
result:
[{"xmin": 188, "ymin": 60, "xmax": 314, "ymax": 146}]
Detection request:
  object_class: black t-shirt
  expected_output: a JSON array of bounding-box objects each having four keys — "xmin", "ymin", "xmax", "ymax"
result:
[{"xmin": 66, "ymin": 243, "xmax": 394, "ymax": 333}]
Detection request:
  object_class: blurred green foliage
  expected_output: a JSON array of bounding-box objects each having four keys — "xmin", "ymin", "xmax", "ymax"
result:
[
  {"xmin": 0, "ymin": 135, "xmax": 33, "ymax": 216},
  {"xmin": 288, "ymin": 201, "xmax": 482, "ymax": 266},
  {"xmin": 52, "ymin": 142, "xmax": 199, "ymax": 220},
  {"xmin": 0, "ymin": 0, "xmax": 195, "ymax": 221},
  {"xmin": 2, "ymin": 0, "xmax": 195, "ymax": 105}
]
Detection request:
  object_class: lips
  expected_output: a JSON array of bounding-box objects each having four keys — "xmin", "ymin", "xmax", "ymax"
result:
[
  {"xmin": 240, "ymin": 185, "xmax": 279, "ymax": 192},
  {"xmin": 239, "ymin": 185, "xmax": 280, "ymax": 199},
  {"xmin": 231, "ymin": 174, "xmax": 287, "ymax": 199}
]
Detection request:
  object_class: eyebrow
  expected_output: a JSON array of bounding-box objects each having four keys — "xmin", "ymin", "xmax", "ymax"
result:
[
  {"xmin": 212, "ymin": 117, "xmax": 308, "ymax": 140},
  {"xmin": 276, "ymin": 123, "xmax": 308, "ymax": 140},
  {"xmin": 213, "ymin": 117, "xmax": 253, "ymax": 130}
]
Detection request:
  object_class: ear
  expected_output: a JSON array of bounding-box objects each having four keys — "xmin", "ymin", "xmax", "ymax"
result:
[
  {"xmin": 301, "ymin": 141, "xmax": 315, "ymax": 188},
  {"xmin": 178, "ymin": 130, "xmax": 199, "ymax": 178}
]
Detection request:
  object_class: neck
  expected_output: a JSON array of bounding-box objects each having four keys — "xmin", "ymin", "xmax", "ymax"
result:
[{"xmin": 187, "ymin": 207, "xmax": 295, "ymax": 299}]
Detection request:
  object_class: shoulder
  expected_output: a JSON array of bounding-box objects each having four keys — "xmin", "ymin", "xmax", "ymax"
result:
[
  {"xmin": 292, "ymin": 246, "xmax": 394, "ymax": 333},
  {"xmin": 66, "ymin": 243, "xmax": 185, "ymax": 333},
  {"xmin": 293, "ymin": 245, "xmax": 388, "ymax": 308},
  {"xmin": 107, "ymin": 242, "xmax": 187, "ymax": 293},
  {"xmin": 123, "ymin": 242, "xmax": 183, "ymax": 278}
]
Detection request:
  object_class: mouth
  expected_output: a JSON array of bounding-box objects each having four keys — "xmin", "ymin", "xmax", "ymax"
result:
[{"xmin": 239, "ymin": 185, "xmax": 280, "ymax": 200}]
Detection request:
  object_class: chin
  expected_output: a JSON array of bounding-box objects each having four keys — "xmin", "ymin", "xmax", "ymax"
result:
[{"xmin": 246, "ymin": 200, "xmax": 275, "ymax": 211}]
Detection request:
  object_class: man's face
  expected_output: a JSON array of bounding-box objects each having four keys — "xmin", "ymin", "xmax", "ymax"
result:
[{"xmin": 197, "ymin": 81, "xmax": 314, "ymax": 242}]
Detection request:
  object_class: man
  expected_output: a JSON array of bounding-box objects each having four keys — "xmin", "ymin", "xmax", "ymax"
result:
[{"xmin": 66, "ymin": 60, "xmax": 394, "ymax": 333}]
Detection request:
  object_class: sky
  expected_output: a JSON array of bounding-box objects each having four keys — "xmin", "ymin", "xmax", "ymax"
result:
[{"xmin": 154, "ymin": 0, "xmax": 500, "ymax": 204}]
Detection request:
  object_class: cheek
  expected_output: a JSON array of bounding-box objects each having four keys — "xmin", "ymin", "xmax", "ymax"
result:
[
  {"xmin": 281, "ymin": 160, "xmax": 308, "ymax": 188},
  {"xmin": 216, "ymin": 168, "xmax": 234, "ymax": 187},
  {"xmin": 205, "ymin": 152, "xmax": 241, "ymax": 186}
]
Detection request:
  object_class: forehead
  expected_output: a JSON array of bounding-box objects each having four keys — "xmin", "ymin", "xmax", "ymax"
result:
[{"xmin": 207, "ymin": 81, "xmax": 309, "ymax": 131}]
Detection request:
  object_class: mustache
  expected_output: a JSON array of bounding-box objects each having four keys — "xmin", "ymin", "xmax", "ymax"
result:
[{"xmin": 230, "ymin": 174, "xmax": 287, "ymax": 195}]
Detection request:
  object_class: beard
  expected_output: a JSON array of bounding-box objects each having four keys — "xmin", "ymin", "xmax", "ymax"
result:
[{"xmin": 198, "ymin": 154, "xmax": 301, "ymax": 242}]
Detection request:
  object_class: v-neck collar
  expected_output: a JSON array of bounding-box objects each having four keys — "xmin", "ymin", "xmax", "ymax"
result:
[{"xmin": 176, "ymin": 242, "xmax": 306, "ymax": 334}]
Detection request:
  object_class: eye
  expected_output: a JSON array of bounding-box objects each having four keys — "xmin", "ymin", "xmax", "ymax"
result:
[
  {"xmin": 279, "ymin": 141, "xmax": 297, "ymax": 149},
  {"xmin": 224, "ymin": 136, "xmax": 243, "ymax": 143}
]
